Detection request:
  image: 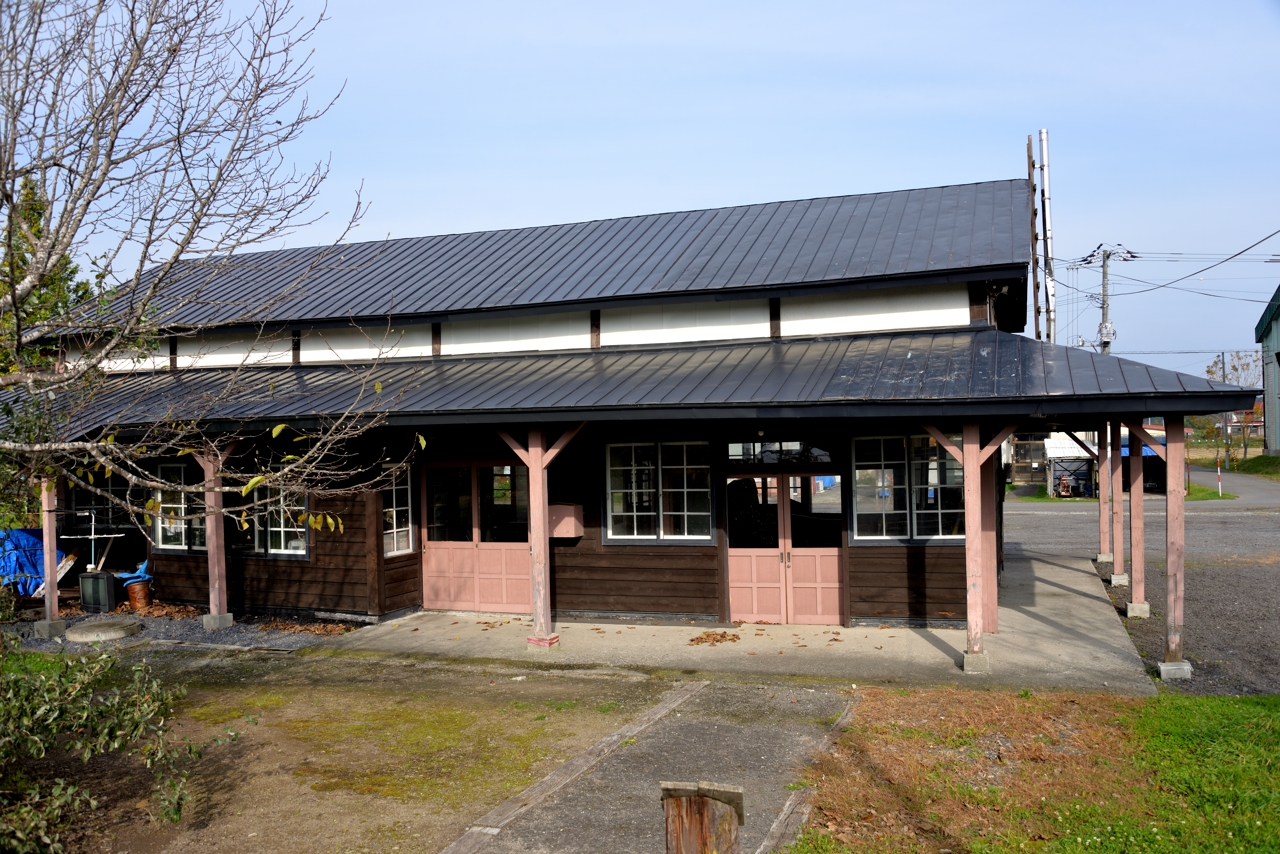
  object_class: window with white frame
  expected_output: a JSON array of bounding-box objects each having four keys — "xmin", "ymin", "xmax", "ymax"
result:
[
  {"xmin": 851, "ymin": 435, "xmax": 964, "ymax": 540},
  {"xmin": 382, "ymin": 469, "xmax": 414, "ymax": 556},
  {"xmin": 607, "ymin": 442, "xmax": 711, "ymax": 540},
  {"xmin": 155, "ymin": 464, "xmax": 206, "ymax": 550},
  {"xmin": 261, "ymin": 485, "xmax": 308, "ymax": 554}
]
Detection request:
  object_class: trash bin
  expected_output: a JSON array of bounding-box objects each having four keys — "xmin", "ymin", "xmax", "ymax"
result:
[{"xmin": 125, "ymin": 580, "xmax": 152, "ymax": 610}]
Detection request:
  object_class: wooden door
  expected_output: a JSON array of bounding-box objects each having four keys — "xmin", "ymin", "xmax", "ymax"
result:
[
  {"xmin": 783, "ymin": 475, "xmax": 844, "ymax": 625},
  {"xmin": 726, "ymin": 476, "xmax": 786, "ymax": 623}
]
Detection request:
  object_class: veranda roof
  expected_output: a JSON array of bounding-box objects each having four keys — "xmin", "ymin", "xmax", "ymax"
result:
[{"xmin": 64, "ymin": 328, "xmax": 1255, "ymax": 435}]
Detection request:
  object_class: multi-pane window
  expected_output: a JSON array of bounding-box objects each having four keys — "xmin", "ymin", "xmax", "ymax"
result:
[
  {"xmin": 156, "ymin": 464, "xmax": 189, "ymax": 549},
  {"xmin": 427, "ymin": 467, "xmax": 472, "ymax": 542},
  {"xmin": 852, "ymin": 438, "xmax": 909, "ymax": 538},
  {"xmin": 480, "ymin": 465, "xmax": 528, "ymax": 542},
  {"xmin": 382, "ymin": 469, "xmax": 414, "ymax": 556},
  {"xmin": 154, "ymin": 465, "xmax": 205, "ymax": 551},
  {"xmin": 909, "ymin": 435, "xmax": 964, "ymax": 538},
  {"xmin": 263, "ymin": 485, "xmax": 307, "ymax": 554},
  {"xmin": 660, "ymin": 443, "xmax": 711, "ymax": 538},
  {"xmin": 607, "ymin": 443, "xmax": 711, "ymax": 540},
  {"xmin": 852, "ymin": 435, "xmax": 963, "ymax": 540}
]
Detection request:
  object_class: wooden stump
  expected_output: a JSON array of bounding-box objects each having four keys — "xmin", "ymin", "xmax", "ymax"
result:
[{"xmin": 661, "ymin": 781, "xmax": 744, "ymax": 854}]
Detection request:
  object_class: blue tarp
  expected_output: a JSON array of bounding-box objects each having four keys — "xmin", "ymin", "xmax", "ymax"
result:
[
  {"xmin": 0, "ymin": 529, "xmax": 66, "ymax": 597},
  {"xmin": 1120, "ymin": 445, "xmax": 1160, "ymax": 457}
]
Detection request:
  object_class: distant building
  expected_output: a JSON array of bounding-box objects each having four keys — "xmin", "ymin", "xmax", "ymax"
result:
[{"xmin": 1254, "ymin": 284, "xmax": 1280, "ymax": 455}]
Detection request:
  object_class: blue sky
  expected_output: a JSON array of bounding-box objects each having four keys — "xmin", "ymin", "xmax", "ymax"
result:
[{"xmin": 280, "ymin": 1, "xmax": 1280, "ymax": 375}]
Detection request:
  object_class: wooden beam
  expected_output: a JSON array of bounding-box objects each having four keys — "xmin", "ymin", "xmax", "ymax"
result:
[
  {"xmin": 364, "ymin": 491, "xmax": 383, "ymax": 616},
  {"xmin": 979, "ymin": 423, "xmax": 1019, "ymax": 465},
  {"xmin": 981, "ymin": 452, "xmax": 999, "ymax": 633},
  {"xmin": 962, "ymin": 423, "xmax": 984, "ymax": 656},
  {"xmin": 923, "ymin": 425, "xmax": 963, "ymax": 464},
  {"xmin": 1097, "ymin": 424, "xmax": 1111, "ymax": 558},
  {"xmin": 1129, "ymin": 433, "xmax": 1146, "ymax": 608},
  {"xmin": 1166, "ymin": 415, "xmax": 1186, "ymax": 662},
  {"xmin": 41, "ymin": 478, "xmax": 58, "ymax": 622},
  {"xmin": 497, "ymin": 431, "xmax": 532, "ymax": 467},
  {"xmin": 1111, "ymin": 422, "xmax": 1124, "ymax": 568},
  {"xmin": 542, "ymin": 422, "xmax": 586, "ymax": 467},
  {"xmin": 526, "ymin": 430, "xmax": 556, "ymax": 646},
  {"xmin": 1125, "ymin": 422, "xmax": 1168, "ymax": 461},
  {"xmin": 197, "ymin": 456, "xmax": 229, "ymax": 618},
  {"xmin": 1065, "ymin": 431, "xmax": 1098, "ymax": 461}
]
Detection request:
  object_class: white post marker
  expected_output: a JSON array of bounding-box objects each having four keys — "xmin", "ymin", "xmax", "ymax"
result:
[{"xmin": 1217, "ymin": 462, "xmax": 1222, "ymax": 497}]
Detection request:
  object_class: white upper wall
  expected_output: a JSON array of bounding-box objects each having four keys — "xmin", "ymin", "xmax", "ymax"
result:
[
  {"xmin": 85, "ymin": 283, "xmax": 976, "ymax": 371},
  {"xmin": 780, "ymin": 283, "xmax": 969, "ymax": 337},
  {"xmin": 599, "ymin": 301, "xmax": 769, "ymax": 347}
]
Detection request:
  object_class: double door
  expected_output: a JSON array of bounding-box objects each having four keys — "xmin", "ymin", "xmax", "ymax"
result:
[{"xmin": 726, "ymin": 475, "xmax": 843, "ymax": 625}]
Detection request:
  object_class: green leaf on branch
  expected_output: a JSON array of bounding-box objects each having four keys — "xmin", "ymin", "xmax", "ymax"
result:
[
  {"xmin": 272, "ymin": 424, "xmax": 287, "ymax": 438},
  {"xmin": 242, "ymin": 476, "xmax": 265, "ymax": 496},
  {"xmin": 374, "ymin": 381, "xmax": 382, "ymax": 394}
]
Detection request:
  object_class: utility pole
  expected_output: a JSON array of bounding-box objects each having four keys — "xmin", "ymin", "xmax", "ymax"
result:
[
  {"xmin": 1027, "ymin": 136, "xmax": 1042, "ymax": 340},
  {"xmin": 1039, "ymin": 129, "xmax": 1057, "ymax": 343},
  {"xmin": 1099, "ymin": 249, "xmax": 1115, "ymax": 354},
  {"xmin": 1222, "ymin": 351, "xmax": 1230, "ymax": 464}
]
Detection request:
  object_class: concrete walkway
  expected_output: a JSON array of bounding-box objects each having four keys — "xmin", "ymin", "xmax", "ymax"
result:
[{"xmin": 320, "ymin": 553, "xmax": 1153, "ymax": 695}]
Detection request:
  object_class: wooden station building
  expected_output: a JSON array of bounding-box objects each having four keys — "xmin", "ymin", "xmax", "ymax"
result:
[{"xmin": 38, "ymin": 179, "xmax": 1254, "ymax": 673}]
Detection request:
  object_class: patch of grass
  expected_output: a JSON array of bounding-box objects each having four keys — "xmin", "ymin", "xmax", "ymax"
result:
[
  {"xmin": 546, "ymin": 699, "xmax": 578, "ymax": 712},
  {"xmin": 1235, "ymin": 454, "xmax": 1280, "ymax": 482},
  {"xmin": 0, "ymin": 646, "xmax": 61, "ymax": 677},
  {"xmin": 1187, "ymin": 482, "xmax": 1237, "ymax": 501},
  {"xmin": 188, "ymin": 691, "xmax": 288, "ymax": 725},
  {"xmin": 789, "ymin": 688, "xmax": 1280, "ymax": 853},
  {"xmin": 596, "ymin": 702, "xmax": 619, "ymax": 713}
]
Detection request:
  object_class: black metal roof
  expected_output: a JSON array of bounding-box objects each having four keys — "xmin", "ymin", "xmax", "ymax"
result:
[
  {"xmin": 68, "ymin": 329, "xmax": 1254, "ymax": 434},
  {"xmin": 150, "ymin": 180, "xmax": 1031, "ymax": 328}
]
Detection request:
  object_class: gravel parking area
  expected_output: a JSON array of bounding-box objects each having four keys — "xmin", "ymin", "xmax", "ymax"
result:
[
  {"xmin": 1006, "ymin": 466, "xmax": 1280, "ymax": 696},
  {"xmin": 6, "ymin": 610, "xmax": 361, "ymax": 654}
]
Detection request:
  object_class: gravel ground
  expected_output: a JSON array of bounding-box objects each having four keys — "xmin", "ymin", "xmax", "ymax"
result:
[
  {"xmin": 5, "ymin": 611, "xmax": 361, "ymax": 654},
  {"xmin": 1005, "ymin": 466, "xmax": 1280, "ymax": 696}
]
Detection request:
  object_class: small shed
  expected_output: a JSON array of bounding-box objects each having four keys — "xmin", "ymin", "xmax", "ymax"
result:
[{"xmin": 1044, "ymin": 433, "xmax": 1096, "ymax": 496}]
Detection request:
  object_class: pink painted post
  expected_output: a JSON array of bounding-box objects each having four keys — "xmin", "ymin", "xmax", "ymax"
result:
[
  {"xmin": 198, "ymin": 456, "xmax": 231, "ymax": 629},
  {"xmin": 1110, "ymin": 421, "xmax": 1124, "ymax": 576},
  {"xmin": 41, "ymin": 478, "xmax": 59, "ymax": 622},
  {"xmin": 980, "ymin": 452, "xmax": 998, "ymax": 634},
  {"xmin": 1097, "ymin": 424, "xmax": 1111, "ymax": 561},
  {"xmin": 526, "ymin": 430, "xmax": 556, "ymax": 647},
  {"xmin": 1129, "ymin": 432, "xmax": 1146, "ymax": 613},
  {"xmin": 1164, "ymin": 415, "xmax": 1188, "ymax": 673},
  {"xmin": 961, "ymin": 423, "xmax": 986, "ymax": 670}
]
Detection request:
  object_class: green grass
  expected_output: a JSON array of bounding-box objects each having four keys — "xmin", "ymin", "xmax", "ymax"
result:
[
  {"xmin": 0, "ymin": 645, "xmax": 62, "ymax": 677},
  {"xmin": 1235, "ymin": 454, "xmax": 1280, "ymax": 482},
  {"xmin": 1187, "ymin": 482, "xmax": 1237, "ymax": 501}
]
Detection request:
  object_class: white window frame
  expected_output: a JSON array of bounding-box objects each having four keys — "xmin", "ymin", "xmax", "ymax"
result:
[
  {"xmin": 851, "ymin": 437, "xmax": 910, "ymax": 540},
  {"xmin": 259, "ymin": 484, "xmax": 308, "ymax": 555},
  {"xmin": 382, "ymin": 467, "xmax": 415, "ymax": 557},
  {"xmin": 658, "ymin": 442, "xmax": 712, "ymax": 540},
  {"xmin": 154, "ymin": 464, "xmax": 206, "ymax": 551},
  {"xmin": 850, "ymin": 435, "xmax": 965, "ymax": 542},
  {"xmin": 605, "ymin": 442, "xmax": 712, "ymax": 542},
  {"xmin": 907, "ymin": 434, "xmax": 965, "ymax": 540}
]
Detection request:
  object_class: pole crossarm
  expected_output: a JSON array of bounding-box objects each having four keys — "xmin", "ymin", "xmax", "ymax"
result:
[
  {"xmin": 1125, "ymin": 423, "xmax": 1168, "ymax": 462},
  {"xmin": 497, "ymin": 431, "xmax": 532, "ymax": 467},
  {"xmin": 500, "ymin": 423, "xmax": 586, "ymax": 469},
  {"xmin": 922, "ymin": 425, "xmax": 963, "ymax": 464},
  {"xmin": 980, "ymin": 424, "xmax": 1019, "ymax": 464}
]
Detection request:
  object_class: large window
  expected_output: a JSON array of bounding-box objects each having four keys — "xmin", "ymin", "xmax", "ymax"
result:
[
  {"xmin": 262, "ymin": 485, "xmax": 307, "ymax": 554},
  {"xmin": 480, "ymin": 465, "xmax": 528, "ymax": 543},
  {"xmin": 607, "ymin": 443, "xmax": 711, "ymax": 540},
  {"xmin": 425, "ymin": 465, "xmax": 530, "ymax": 543},
  {"xmin": 382, "ymin": 469, "xmax": 414, "ymax": 556},
  {"xmin": 154, "ymin": 464, "xmax": 206, "ymax": 551},
  {"xmin": 852, "ymin": 435, "xmax": 963, "ymax": 540}
]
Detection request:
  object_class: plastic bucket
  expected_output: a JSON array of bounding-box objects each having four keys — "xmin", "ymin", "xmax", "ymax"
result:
[{"xmin": 125, "ymin": 581, "xmax": 152, "ymax": 611}]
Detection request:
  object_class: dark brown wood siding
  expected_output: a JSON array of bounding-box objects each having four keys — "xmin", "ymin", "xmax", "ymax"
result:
[
  {"xmin": 383, "ymin": 552, "xmax": 422, "ymax": 612},
  {"xmin": 846, "ymin": 545, "xmax": 966, "ymax": 620},
  {"xmin": 150, "ymin": 494, "xmax": 386, "ymax": 615}
]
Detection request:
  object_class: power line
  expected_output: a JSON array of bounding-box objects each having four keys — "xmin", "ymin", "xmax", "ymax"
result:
[{"xmin": 1104, "ymin": 227, "xmax": 1280, "ymax": 295}]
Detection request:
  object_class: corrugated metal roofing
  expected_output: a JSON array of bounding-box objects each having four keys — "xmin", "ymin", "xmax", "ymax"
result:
[
  {"xmin": 148, "ymin": 180, "xmax": 1031, "ymax": 327},
  {"xmin": 68, "ymin": 329, "xmax": 1254, "ymax": 435}
]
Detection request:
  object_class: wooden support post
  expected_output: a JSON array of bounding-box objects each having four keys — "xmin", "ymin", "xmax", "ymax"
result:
[
  {"xmin": 961, "ymin": 423, "xmax": 987, "ymax": 669},
  {"xmin": 41, "ymin": 478, "xmax": 59, "ymax": 623},
  {"xmin": 1097, "ymin": 423, "xmax": 1111, "ymax": 561},
  {"xmin": 1110, "ymin": 422, "xmax": 1124, "ymax": 580},
  {"xmin": 365, "ymin": 491, "xmax": 384, "ymax": 616},
  {"xmin": 1162, "ymin": 415, "xmax": 1190, "ymax": 678},
  {"xmin": 1127, "ymin": 428, "xmax": 1148, "ymax": 617},
  {"xmin": 661, "ymin": 782, "xmax": 744, "ymax": 854},
  {"xmin": 526, "ymin": 430, "xmax": 553, "ymax": 644},
  {"xmin": 981, "ymin": 450, "xmax": 998, "ymax": 633},
  {"xmin": 198, "ymin": 455, "xmax": 232, "ymax": 629}
]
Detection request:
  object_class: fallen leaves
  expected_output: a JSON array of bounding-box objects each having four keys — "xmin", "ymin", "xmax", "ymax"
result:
[
  {"xmin": 688, "ymin": 630, "xmax": 740, "ymax": 647},
  {"xmin": 258, "ymin": 619, "xmax": 352, "ymax": 636}
]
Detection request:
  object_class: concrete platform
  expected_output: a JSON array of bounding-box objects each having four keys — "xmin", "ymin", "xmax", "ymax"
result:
[
  {"xmin": 66, "ymin": 618, "xmax": 141, "ymax": 643},
  {"xmin": 321, "ymin": 552, "xmax": 1154, "ymax": 695}
]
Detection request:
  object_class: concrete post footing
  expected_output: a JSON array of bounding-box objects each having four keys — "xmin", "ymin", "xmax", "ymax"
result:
[
  {"xmin": 1126, "ymin": 602, "xmax": 1150, "ymax": 619},
  {"xmin": 962, "ymin": 651, "xmax": 990, "ymax": 673},
  {"xmin": 34, "ymin": 619, "xmax": 66, "ymax": 639},
  {"xmin": 1095, "ymin": 553, "xmax": 1113, "ymax": 564},
  {"xmin": 1107, "ymin": 573, "xmax": 1129, "ymax": 587},
  {"xmin": 202, "ymin": 613, "xmax": 234, "ymax": 631},
  {"xmin": 1158, "ymin": 660, "xmax": 1193, "ymax": 681},
  {"xmin": 526, "ymin": 635, "xmax": 560, "ymax": 650}
]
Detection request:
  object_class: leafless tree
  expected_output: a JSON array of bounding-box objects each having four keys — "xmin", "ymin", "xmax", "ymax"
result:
[
  {"xmin": 1206, "ymin": 350, "xmax": 1262, "ymax": 463},
  {"xmin": 0, "ymin": 0, "xmax": 411, "ymax": 538}
]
